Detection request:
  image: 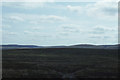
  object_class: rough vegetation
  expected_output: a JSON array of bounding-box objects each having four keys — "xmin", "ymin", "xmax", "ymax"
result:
[{"xmin": 2, "ymin": 48, "xmax": 119, "ymax": 79}]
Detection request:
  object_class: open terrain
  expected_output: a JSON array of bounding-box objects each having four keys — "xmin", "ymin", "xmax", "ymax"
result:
[{"xmin": 2, "ymin": 48, "xmax": 119, "ymax": 79}]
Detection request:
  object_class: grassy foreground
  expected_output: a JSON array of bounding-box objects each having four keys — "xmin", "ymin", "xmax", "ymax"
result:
[{"xmin": 2, "ymin": 48, "xmax": 119, "ymax": 79}]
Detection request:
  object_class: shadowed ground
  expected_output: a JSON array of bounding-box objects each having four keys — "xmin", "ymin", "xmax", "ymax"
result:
[{"xmin": 2, "ymin": 48, "xmax": 119, "ymax": 79}]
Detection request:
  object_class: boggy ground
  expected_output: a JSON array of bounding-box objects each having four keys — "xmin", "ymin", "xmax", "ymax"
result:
[{"xmin": 2, "ymin": 48, "xmax": 119, "ymax": 79}]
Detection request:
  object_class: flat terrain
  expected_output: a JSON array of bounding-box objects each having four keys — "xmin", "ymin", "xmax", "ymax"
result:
[{"xmin": 2, "ymin": 48, "xmax": 119, "ymax": 79}]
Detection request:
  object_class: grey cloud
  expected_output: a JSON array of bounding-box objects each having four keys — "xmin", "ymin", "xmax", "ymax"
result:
[
  {"xmin": 62, "ymin": 26, "xmax": 74, "ymax": 29},
  {"xmin": 91, "ymin": 31, "xmax": 105, "ymax": 34},
  {"xmin": 89, "ymin": 35, "xmax": 110, "ymax": 39},
  {"xmin": 89, "ymin": 36, "xmax": 102, "ymax": 39},
  {"xmin": 90, "ymin": 26, "xmax": 117, "ymax": 34},
  {"xmin": 61, "ymin": 25, "xmax": 81, "ymax": 33},
  {"xmin": 90, "ymin": 27, "xmax": 105, "ymax": 34},
  {"xmin": 4, "ymin": 14, "xmax": 68, "ymax": 25},
  {"xmin": 60, "ymin": 32, "xmax": 69, "ymax": 36},
  {"xmin": 101, "ymin": 7, "xmax": 117, "ymax": 16}
]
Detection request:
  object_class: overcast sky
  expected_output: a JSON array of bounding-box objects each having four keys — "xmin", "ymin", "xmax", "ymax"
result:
[{"xmin": 1, "ymin": 1, "xmax": 118, "ymax": 46}]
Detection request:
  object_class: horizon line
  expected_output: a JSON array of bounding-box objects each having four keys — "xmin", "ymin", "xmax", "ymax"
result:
[{"xmin": 1, "ymin": 43, "xmax": 119, "ymax": 46}]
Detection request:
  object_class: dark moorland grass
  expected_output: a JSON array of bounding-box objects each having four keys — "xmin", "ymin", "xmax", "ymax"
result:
[{"xmin": 2, "ymin": 48, "xmax": 119, "ymax": 79}]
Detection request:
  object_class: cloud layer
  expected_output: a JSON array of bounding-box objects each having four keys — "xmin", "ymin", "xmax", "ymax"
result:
[{"xmin": 2, "ymin": 2, "xmax": 118, "ymax": 45}]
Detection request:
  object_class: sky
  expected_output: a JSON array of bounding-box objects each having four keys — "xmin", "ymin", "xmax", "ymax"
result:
[{"xmin": 1, "ymin": 1, "xmax": 118, "ymax": 46}]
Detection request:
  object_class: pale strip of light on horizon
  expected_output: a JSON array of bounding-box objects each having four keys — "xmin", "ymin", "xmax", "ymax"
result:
[{"xmin": 0, "ymin": 0, "xmax": 119, "ymax": 2}]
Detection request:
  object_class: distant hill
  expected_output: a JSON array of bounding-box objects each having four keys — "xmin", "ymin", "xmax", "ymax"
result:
[
  {"xmin": 0, "ymin": 44, "xmax": 119, "ymax": 50},
  {"xmin": 0, "ymin": 45, "xmax": 43, "ymax": 50},
  {"xmin": 68, "ymin": 44, "xmax": 119, "ymax": 49}
]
